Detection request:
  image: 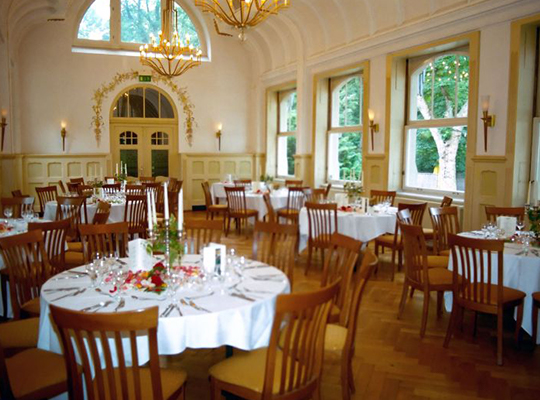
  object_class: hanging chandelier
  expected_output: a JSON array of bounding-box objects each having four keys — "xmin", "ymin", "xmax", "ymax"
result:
[
  {"xmin": 194, "ymin": 0, "xmax": 290, "ymax": 41},
  {"xmin": 139, "ymin": 0, "xmax": 202, "ymax": 78}
]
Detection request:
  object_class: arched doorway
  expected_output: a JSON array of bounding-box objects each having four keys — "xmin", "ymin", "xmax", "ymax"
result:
[{"xmin": 109, "ymin": 85, "xmax": 179, "ymax": 178}]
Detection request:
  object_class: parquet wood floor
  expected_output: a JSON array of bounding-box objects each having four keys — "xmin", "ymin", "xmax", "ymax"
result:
[{"xmin": 165, "ymin": 212, "xmax": 540, "ymax": 399}]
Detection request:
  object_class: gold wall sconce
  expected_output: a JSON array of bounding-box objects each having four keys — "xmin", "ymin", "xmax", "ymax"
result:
[
  {"xmin": 368, "ymin": 109, "xmax": 379, "ymax": 151},
  {"xmin": 480, "ymin": 95, "xmax": 496, "ymax": 152},
  {"xmin": 61, "ymin": 121, "xmax": 67, "ymax": 152},
  {"xmin": 216, "ymin": 123, "xmax": 222, "ymax": 151},
  {"xmin": 1, "ymin": 109, "xmax": 7, "ymax": 152}
]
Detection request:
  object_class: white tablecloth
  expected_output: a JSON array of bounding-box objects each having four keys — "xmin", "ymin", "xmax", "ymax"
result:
[
  {"xmin": 38, "ymin": 258, "xmax": 290, "ymax": 364},
  {"xmin": 43, "ymin": 200, "xmax": 126, "ymax": 224},
  {"xmin": 445, "ymin": 237, "xmax": 540, "ymax": 341},
  {"xmin": 298, "ymin": 207, "xmax": 397, "ymax": 251}
]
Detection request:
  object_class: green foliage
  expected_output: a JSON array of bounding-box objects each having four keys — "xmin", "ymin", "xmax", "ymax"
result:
[
  {"xmin": 260, "ymin": 174, "xmax": 273, "ymax": 184},
  {"xmin": 338, "ymin": 133, "xmax": 362, "ymax": 180},
  {"xmin": 175, "ymin": 2, "xmax": 201, "ymax": 47},
  {"xmin": 121, "ymin": 0, "xmax": 161, "ymax": 43},
  {"xmin": 527, "ymin": 206, "xmax": 540, "ymax": 238},
  {"xmin": 147, "ymin": 215, "xmax": 184, "ymax": 266},
  {"xmin": 286, "ymin": 136, "xmax": 296, "ymax": 176},
  {"xmin": 78, "ymin": 0, "xmax": 110, "ymax": 40},
  {"xmin": 338, "ymin": 77, "xmax": 362, "ymax": 127}
]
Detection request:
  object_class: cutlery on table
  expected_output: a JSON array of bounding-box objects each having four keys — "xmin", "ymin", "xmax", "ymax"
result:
[
  {"xmin": 180, "ymin": 298, "xmax": 210, "ymax": 313},
  {"xmin": 160, "ymin": 304, "xmax": 174, "ymax": 318},
  {"xmin": 230, "ymin": 292, "xmax": 256, "ymax": 302},
  {"xmin": 242, "ymin": 287, "xmax": 274, "ymax": 295},
  {"xmin": 130, "ymin": 295, "xmax": 166, "ymax": 301},
  {"xmin": 172, "ymin": 304, "xmax": 183, "ymax": 316},
  {"xmin": 95, "ymin": 288, "xmax": 116, "ymax": 298},
  {"xmin": 52, "ymin": 288, "xmax": 86, "ymax": 301},
  {"xmin": 185, "ymin": 290, "xmax": 215, "ymax": 301},
  {"xmin": 114, "ymin": 297, "xmax": 126, "ymax": 312},
  {"xmin": 43, "ymin": 287, "xmax": 80, "ymax": 292},
  {"xmin": 81, "ymin": 300, "xmax": 113, "ymax": 312}
]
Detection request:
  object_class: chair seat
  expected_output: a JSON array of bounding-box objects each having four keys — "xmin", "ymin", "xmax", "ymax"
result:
[
  {"xmin": 459, "ymin": 284, "xmax": 526, "ymax": 307},
  {"xmin": 324, "ymin": 324, "xmax": 347, "ymax": 352},
  {"xmin": 427, "ymin": 255, "xmax": 449, "ymax": 269},
  {"xmin": 375, "ymin": 234, "xmax": 399, "ymax": 246},
  {"xmin": 65, "ymin": 251, "xmax": 85, "ymax": 266},
  {"xmin": 92, "ymin": 367, "xmax": 187, "ymax": 400},
  {"xmin": 66, "ymin": 242, "xmax": 83, "ymax": 252},
  {"xmin": 277, "ymin": 209, "xmax": 299, "ymax": 218},
  {"xmin": 209, "ymin": 347, "xmax": 283, "ymax": 395},
  {"xmin": 428, "ymin": 268, "xmax": 454, "ymax": 289},
  {"xmin": 230, "ymin": 209, "xmax": 258, "ymax": 218},
  {"xmin": 0, "ymin": 318, "xmax": 39, "ymax": 349},
  {"xmin": 439, "ymin": 249, "xmax": 450, "ymax": 256},
  {"xmin": 21, "ymin": 297, "xmax": 41, "ymax": 317},
  {"xmin": 209, "ymin": 204, "xmax": 228, "ymax": 212},
  {"xmin": 6, "ymin": 348, "xmax": 67, "ymax": 399}
]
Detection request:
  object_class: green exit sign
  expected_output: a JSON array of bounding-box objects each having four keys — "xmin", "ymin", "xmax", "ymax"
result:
[{"xmin": 139, "ymin": 75, "xmax": 152, "ymax": 82}]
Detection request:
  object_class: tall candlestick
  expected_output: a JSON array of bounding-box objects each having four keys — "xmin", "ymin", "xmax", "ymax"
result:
[
  {"xmin": 178, "ymin": 188, "xmax": 184, "ymax": 229},
  {"xmin": 116, "ymin": 163, "xmax": 119, "ymax": 175},
  {"xmin": 124, "ymin": 164, "xmax": 127, "ymax": 176},
  {"xmin": 147, "ymin": 192, "xmax": 152, "ymax": 231},
  {"xmin": 164, "ymin": 183, "xmax": 169, "ymax": 220},
  {"xmin": 527, "ymin": 181, "xmax": 531, "ymax": 204},
  {"xmin": 151, "ymin": 191, "xmax": 157, "ymax": 226}
]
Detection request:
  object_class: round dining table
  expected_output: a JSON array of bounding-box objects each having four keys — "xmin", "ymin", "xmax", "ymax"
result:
[
  {"xmin": 43, "ymin": 199, "xmax": 126, "ymax": 223},
  {"xmin": 38, "ymin": 255, "xmax": 290, "ymax": 365}
]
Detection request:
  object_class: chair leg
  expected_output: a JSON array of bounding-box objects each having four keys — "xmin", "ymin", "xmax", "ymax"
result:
[
  {"xmin": 515, "ymin": 302, "xmax": 524, "ymax": 346},
  {"xmin": 390, "ymin": 247, "xmax": 396, "ymax": 281},
  {"xmin": 533, "ymin": 301, "xmax": 539, "ymax": 346},
  {"xmin": 225, "ymin": 215, "xmax": 231, "ymax": 237},
  {"xmin": 444, "ymin": 302, "xmax": 457, "ymax": 348},
  {"xmin": 305, "ymin": 244, "xmax": 313, "ymax": 275},
  {"xmin": 0, "ymin": 273, "xmax": 7, "ymax": 318},
  {"xmin": 497, "ymin": 309, "xmax": 504, "ymax": 366},
  {"xmin": 397, "ymin": 282, "xmax": 409, "ymax": 319},
  {"xmin": 210, "ymin": 377, "xmax": 221, "ymax": 400},
  {"xmin": 341, "ymin": 354, "xmax": 351, "ymax": 400},
  {"xmin": 437, "ymin": 291, "xmax": 443, "ymax": 318},
  {"xmin": 420, "ymin": 290, "xmax": 430, "ymax": 338},
  {"xmin": 409, "ymin": 288, "xmax": 415, "ymax": 298},
  {"xmin": 473, "ymin": 311, "xmax": 478, "ymax": 337}
]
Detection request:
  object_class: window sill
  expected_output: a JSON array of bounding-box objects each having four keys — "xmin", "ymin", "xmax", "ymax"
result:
[{"xmin": 396, "ymin": 190, "xmax": 464, "ymax": 205}]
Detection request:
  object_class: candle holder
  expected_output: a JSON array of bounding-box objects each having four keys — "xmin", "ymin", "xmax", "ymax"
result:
[{"xmin": 1, "ymin": 112, "xmax": 7, "ymax": 152}]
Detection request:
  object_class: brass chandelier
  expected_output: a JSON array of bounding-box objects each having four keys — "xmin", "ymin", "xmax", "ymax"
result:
[
  {"xmin": 194, "ymin": 0, "xmax": 290, "ymax": 41},
  {"xmin": 139, "ymin": 0, "xmax": 202, "ymax": 78}
]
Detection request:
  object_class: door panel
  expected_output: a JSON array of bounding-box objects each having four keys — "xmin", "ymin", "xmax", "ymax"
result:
[{"xmin": 152, "ymin": 149, "xmax": 169, "ymax": 177}]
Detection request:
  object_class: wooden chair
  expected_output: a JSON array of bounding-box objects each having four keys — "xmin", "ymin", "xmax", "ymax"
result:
[
  {"xmin": 77, "ymin": 184, "xmax": 93, "ymax": 197},
  {"xmin": 124, "ymin": 194, "xmax": 147, "ymax": 239},
  {"xmin": 10, "ymin": 190, "xmax": 27, "ymax": 198},
  {"xmin": 429, "ymin": 206, "xmax": 461, "ymax": 256},
  {"xmin": 202, "ymin": 181, "xmax": 228, "ymax": 222},
  {"xmin": 324, "ymin": 248, "xmax": 378, "ymax": 400},
  {"xmin": 262, "ymin": 192, "xmax": 276, "ymax": 222},
  {"xmin": 0, "ymin": 197, "xmax": 34, "ymax": 218},
  {"xmin": 184, "ymin": 219, "xmax": 222, "ymax": 254},
  {"xmin": 485, "ymin": 206, "xmax": 525, "ymax": 224},
  {"xmin": 441, "ymin": 196, "xmax": 453, "ymax": 207},
  {"xmin": 324, "ymin": 183, "xmax": 332, "ymax": 199},
  {"xmin": 55, "ymin": 196, "xmax": 87, "ymax": 238},
  {"xmin": 533, "ymin": 292, "xmax": 540, "ymax": 346},
  {"xmin": 92, "ymin": 200, "xmax": 111, "ymax": 224},
  {"xmin": 233, "ymin": 179, "xmax": 251, "ymax": 189},
  {"xmin": 35, "ymin": 186, "xmax": 58, "ymax": 216},
  {"xmin": 79, "ymin": 222, "xmax": 129, "ymax": 263},
  {"xmin": 66, "ymin": 182, "xmax": 80, "ymax": 194},
  {"xmin": 276, "ymin": 187, "xmax": 305, "ymax": 224},
  {"xmin": 398, "ymin": 224, "xmax": 454, "ymax": 337},
  {"xmin": 224, "ymin": 186, "xmax": 258, "ymax": 236},
  {"xmin": 170, "ymin": 178, "xmax": 183, "ymax": 193},
  {"xmin": 303, "ymin": 187, "xmax": 326, "ymax": 203},
  {"xmin": 0, "ymin": 230, "xmax": 51, "ymax": 320},
  {"xmin": 209, "ymin": 280, "xmax": 340, "ymax": 400},
  {"xmin": 102, "ymin": 183, "xmax": 121, "ymax": 195},
  {"xmin": 444, "ymin": 234, "xmax": 525, "ymax": 365},
  {"xmin": 375, "ymin": 202, "xmax": 427, "ymax": 280},
  {"xmin": 305, "ymin": 202, "xmax": 338, "ymax": 275},
  {"xmin": 252, "ymin": 221, "xmax": 298, "ymax": 288},
  {"xmin": 139, "ymin": 176, "xmax": 156, "ymax": 183},
  {"xmin": 28, "ymin": 219, "xmax": 70, "ymax": 275},
  {"xmin": 0, "ymin": 318, "xmax": 68, "ymax": 399},
  {"xmin": 370, "ymin": 190, "xmax": 396, "ymax": 206},
  {"xmin": 49, "ymin": 306, "xmax": 187, "ymax": 400},
  {"xmin": 57, "ymin": 180, "xmax": 66, "ymax": 194},
  {"xmin": 69, "ymin": 177, "xmax": 85, "ymax": 185},
  {"xmin": 125, "ymin": 184, "xmax": 145, "ymax": 196},
  {"xmin": 284, "ymin": 179, "xmax": 303, "ymax": 187}
]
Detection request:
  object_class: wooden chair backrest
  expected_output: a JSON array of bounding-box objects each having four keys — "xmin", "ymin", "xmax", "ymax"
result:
[
  {"xmin": 11, "ymin": 190, "xmax": 23, "ymax": 197},
  {"xmin": 324, "ymin": 183, "xmax": 332, "ymax": 199},
  {"xmin": 201, "ymin": 181, "xmax": 214, "ymax": 207},
  {"xmin": 303, "ymin": 188, "xmax": 326, "ymax": 203},
  {"xmin": 139, "ymin": 176, "xmax": 156, "ymax": 183},
  {"xmin": 145, "ymin": 183, "xmax": 164, "ymax": 213},
  {"xmin": 400, "ymin": 223, "xmax": 429, "ymax": 288},
  {"xmin": 233, "ymin": 179, "xmax": 251, "ymax": 188},
  {"xmin": 170, "ymin": 179, "xmax": 183, "ymax": 193},
  {"xmin": 35, "ymin": 186, "xmax": 58, "ymax": 214},
  {"xmin": 57, "ymin": 180, "xmax": 66, "ymax": 194},
  {"xmin": 394, "ymin": 202, "xmax": 427, "ymax": 236},
  {"xmin": 124, "ymin": 195, "xmax": 147, "ymax": 238},
  {"xmin": 92, "ymin": 201, "xmax": 111, "ymax": 224},
  {"xmin": 125, "ymin": 184, "xmax": 145, "ymax": 196},
  {"xmin": 0, "ymin": 230, "xmax": 51, "ymax": 319},
  {"xmin": 306, "ymin": 202, "xmax": 338, "ymax": 247},
  {"xmin": 252, "ymin": 221, "xmax": 298, "ymax": 288},
  {"xmin": 262, "ymin": 192, "xmax": 275, "ymax": 222},
  {"xmin": 285, "ymin": 187, "xmax": 305, "ymax": 211},
  {"xmin": 77, "ymin": 184, "xmax": 93, "ymax": 197},
  {"xmin": 79, "ymin": 222, "xmax": 129, "ymax": 263},
  {"xmin": 321, "ymin": 233, "xmax": 363, "ymax": 325},
  {"xmin": 284, "ymin": 179, "xmax": 303, "ymax": 187},
  {"xmin": 263, "ymin": 281, "xmax": 339, "ymax": 399},
  {"xmin": 370, "ymin": 190, "xmax": 397, "ymax": 206},
  {"xmin": 429, "ymin": 206, "xmax": 461, "ymax": 254},
  {"xmin": 49, "ymin": 306, "xmax": 165, "ymax": 400},
  {"xmin": 441, "ymin": 196, "xmax": 453, "ymax": 207},
  {"xmin": 448, "ymin": 233, "xmax": 505, "ymax": 310},
  {"xmin": 184, "ymin": 219, "xmax": 222, "ymax": 254},
  {"xmin": 167, "ymin": 190, "xmax": 179, "ymax": 218},
  {"xmin": 70, "ymin": 177, "xmax": 85, "ymax": 184},
  {"xmin": 1, "ymin": 197, "xmax": 35, "ymax": 218},
  {"xmin": 102, "ymin": 183, "xmax": 121, "ymax": 195},
  {"xmin": 485, "ymin": 206, "xmax": 525, "ymax": 223},
  {"xmin": 56, "ymin": 196, "xmax": 87, "ymax": 237},
  {"xmin": 28, "ymin": 218, "xmax": 70, "ymax": 275},
  {"xmin": 225, "ymin": 186, "xmax": 248, "ymax": 213},
  {"xmin": 66, "ymin": 182, "xmax": 80, "ymax": 193}
]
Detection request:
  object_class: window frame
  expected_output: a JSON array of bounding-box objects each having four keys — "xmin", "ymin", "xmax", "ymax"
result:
[
  {"xmin": 73, "ymin": 0, "xmax": 208, "ymax": 58},
  {"xmin": 276, "ymin": 88, "xmax": 297, "ymax": 178},
  {"xmin": 326, "ymin": 72, "xmax": 363, "ymax": 184},
  {"xmin": 402, "ymin": 50, "xmax": 469, "ymax": 198},
  {"xmin": 110, "ymin": 84, "xmax": 177, "ymax": 120}
]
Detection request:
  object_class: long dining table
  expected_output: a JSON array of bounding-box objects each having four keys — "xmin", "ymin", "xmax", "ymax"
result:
[{"xmin": 43, "ymin": 199, "xmax": 126, "ymax": 223}]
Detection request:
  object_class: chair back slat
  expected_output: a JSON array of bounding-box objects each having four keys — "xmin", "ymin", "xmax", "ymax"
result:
[
  {"xmin": 79, "ymin": 222, "xmax": 129, "ymax": 263},
  {"xmin": 28, "ymin": 218, "xmax": 70, "ymax": 275},
  {"xmin": 284, "ymin": 179, "xmax": 303, "ymax": 188},
  {"xmin": 56, "ymin": 196, "xmax": 86, "ymax": 238},
  {"xmin": 1, "ymin": 197, "xmax": 35, "ymax": 218},
  {"xmin": 306, "ymin": 202, "xmax": 338, "ymax": 248},
  {"xmin": 225, "ymin": 186, "xmax": 247, "ymax": 214},
  {"xmin": 0, "ymin": 230, "xmax": 51, "ymax": 319},
  {"xmin": 50, "ymin": 306, "xmax": 164, "ymax": 400},
  {"xmin": 125, "ymin": 185, "xmax": 145, "ymax": 196},
  {"xmin": 77, "ymin": 185, "xmax": 93, "ymax": 197},
  {"xmin": 400, "ymin": 224, "xmax": 429, "ymax": 288},
  {"xmin": 262, "ymin": 193, "xmax": 276, "ymax": 222},
  {"xmin": 102, "ymin": 184, "xmax": 121, "ymax": 195},
  {"xmin": 370, "ymin": 190, "xmax": 396, "ymax": 206},
  {"xmin": 262, "ymin": 281, "xmax": 340, "ymax": 399},
  {"xmin": 201, "ymin": 181, "xmax": 215, "ymax": 207},
  {"xmin": 430, "ymin": 206, "xmax": 461, "ymax": 254},
  {"xmin": 485, "ymin": 206, "xmax": 525, "ymax": 223},
  {"xmin": 139, "ymin": 176, "xmax": 156, "ymax": 183},
  {"xmin": 36, "ymin": 186, "xmax": 58, "ymax": 214},
  {"xmin": 252, "ymin": 221, "xmax": 298, "ymax": 288},
  {"xmin": 124, "ymin": 195, "xmax": 147, "ymax": 239},
  {"xmin": 67, "ymin": 182, "xmax": 80, "ymax": 193},
  {"xmin": 93, "ymin": 201, "xmax": 111, "ymax": 224},
  {"xmin": 233, "ymin": 179, "xmax": 251, "ymax": 189},
  {"xmin": 184, "ymin": 219, "xmax": 222, "ymax": 254},
  {"xmin": 286, "ymin": 187, "xmax": 305, "ymax": 211}
]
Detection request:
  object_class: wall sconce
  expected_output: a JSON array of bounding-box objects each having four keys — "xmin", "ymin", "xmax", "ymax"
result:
[
  {"xmin": 216, "ymin": 123, "xmax": 222, "ymax": 151},
  {"xmin": 61, "ymin": 121, "xmax": 67, "ymax": 152},
  {"xmin": 1, "ymin": 109, "xmax": 7, "ymax": 152},
  {"xmin": 480, "ymin": 95, "xmax": 496, "ymax": 152},
  {"xmin": 368, "ymin": 109, "xmax": 379, "ymax": 151}
]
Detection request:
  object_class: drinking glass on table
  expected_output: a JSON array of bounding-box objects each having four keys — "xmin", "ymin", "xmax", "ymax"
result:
[
  {"xmin": 85, "ymin": 262, "xmax": 99, "ymax": 288},
  {"xmin": 517, "ymin": 220, "xmax": 525, "ymax": 234},
  {"xmin": 3, "ymin": 207, "xmax": 12, "ymax": 219},
  {"xmin": 165, "ymin": 268, "xmax": 184, "ymax": 307}
]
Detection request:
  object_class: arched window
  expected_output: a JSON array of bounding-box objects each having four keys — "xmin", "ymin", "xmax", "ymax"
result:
[
  {"xmin": 112, "ymin": 86, "xmax": 175, "ymax": 119},
  {"xmin": 119, "ymin": 131, "xmax": 138, "ymax": 145},
  {"xmin": 151, "ymin": 131, "xmax": 169, "ymax": 145},
  {"xmin": 276, "ymin": 90, "xmax": 297, "ymax": 177},
  {"xmin": 76, "ymin": 0, "xmax": 204, "ymax": 54}
]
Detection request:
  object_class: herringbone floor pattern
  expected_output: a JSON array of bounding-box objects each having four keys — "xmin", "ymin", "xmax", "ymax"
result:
[{"xmin": 162, "ymin": 212, "xmax": 540, "ymax": 400}]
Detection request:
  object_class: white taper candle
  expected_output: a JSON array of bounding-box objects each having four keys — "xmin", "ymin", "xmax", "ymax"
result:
[
  {"xmin": 178, "ymin": 188, "xmax": 184, "ymax": 229},
  {"xmin": 163, "ymin": 183, "xmax": 169, "ymax": 220},
  {"xmin": 147, "ymin": 191, "xmax": 152, "ymax": 231},
  {"xmin": 151, "ymin": 191, "xmax": 157, "ymax": 226}
]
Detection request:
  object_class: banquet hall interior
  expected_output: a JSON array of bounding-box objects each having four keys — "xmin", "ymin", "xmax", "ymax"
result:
[{"xmin": 2, "ymin": 0, "xmax": 540, "ymax": 399}]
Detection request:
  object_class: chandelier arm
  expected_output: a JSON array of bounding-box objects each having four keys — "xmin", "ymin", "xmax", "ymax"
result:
[
  {"xmin": 219, "ymin": 1, "xmax": 244, "ymax": 26},
  {"xmin": 198, "ymin": 1, "xmax": 241, "ymax": 26}
]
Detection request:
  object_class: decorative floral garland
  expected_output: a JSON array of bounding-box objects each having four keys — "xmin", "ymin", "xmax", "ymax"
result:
[{"xmin": 91, "ymin": 70, "xmax": 196, "ymax": 146}]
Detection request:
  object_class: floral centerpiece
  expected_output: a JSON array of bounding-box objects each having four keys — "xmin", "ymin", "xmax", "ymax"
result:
[
  {"xmin": 343, "ymin": 181, "xmax": 363, "ymax": 203},
  {"xmin": 115, "ymin": 172, "xmax": 127, "ymax": 182},
  {"xmin": 147, "ymin": 215, "xmax": 184, "ymax": 267},
  {"xmin": 260, "ymin": 174, "xmax": 273, "ymax": 185},
  {"xmin": 526, "ymin": 204, "xmax": 540, "ymax": 238}
]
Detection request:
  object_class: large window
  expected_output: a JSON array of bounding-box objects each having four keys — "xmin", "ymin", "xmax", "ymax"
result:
[
  {"xmin": 76, "ymin": 0, "xmax": 201, "ymax": 51},
  {"xmin": 276, "ymin": 90, "xmax": 297, "ymax": 177},
  {"xmin": 404, "ymin": 52, "xmax": 469, "ymax": 194},
  {"xmin": 327, "ymin": 74, "xmax": 363, "ymax": 182}
]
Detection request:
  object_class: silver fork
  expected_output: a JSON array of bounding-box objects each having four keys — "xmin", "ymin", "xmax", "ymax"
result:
[
  {"xmin": 114, "ymin": 297, "xmax": 126, "ymax": 312},
  {"xmin": 52, "ymin": 288, "xmax": 86, "ymax": 301},
  {"xmin": 185, "ymin": 290, "xmax": 215, "ymax": 301},
  {"xmin": 81, "ymin": 300, "xmax": 113, "ymax": 312},
  {"xmin": 160, "ymin": 303, "xmax": 174, "ymax": 318}
]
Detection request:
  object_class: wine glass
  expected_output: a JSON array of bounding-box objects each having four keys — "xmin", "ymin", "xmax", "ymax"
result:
[
  {"xmin": 3, "ymin": 207, "xmax": 13, "ymax": 219},
  {"xmin": 85, "ymin": 262, "xmax": 99, "ymax": 288},
  {"xmin": 165, "ymin": 268, "xmax": 183, "ymax": 308},
  {"xmin": 516, "ymin": 219, "xmax": 525, "ymax": 233}
]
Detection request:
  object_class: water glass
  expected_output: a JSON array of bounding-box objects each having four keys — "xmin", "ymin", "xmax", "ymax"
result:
[
  {"xmin": 3, "ymin": 207, "xmax": 13, "ymax": 219},
  {"xmin": 85, "ymin": 262, "xmax": 99, "ymax": 288},
  {"xmin": 166, "ymin": 269, "xmax": 184, "ymax": 305}
]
